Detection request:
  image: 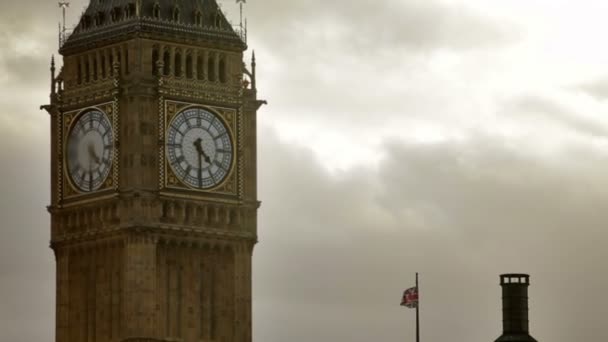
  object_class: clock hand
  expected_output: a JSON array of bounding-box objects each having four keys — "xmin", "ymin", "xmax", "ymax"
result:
[
  {"xmin": 88, "ymin": 160, "xmax": 93, "ymax": 191},
  {"xmin": 193, "ymin": 138, "xmax": 212, "ymax": 164},
  {"xmin": 197, "ymin": 156, "xmax": 203, "ymax": 188},
  {"xmin": 87, "ymin": 143, "xmax": 101, "ymax": 165}
]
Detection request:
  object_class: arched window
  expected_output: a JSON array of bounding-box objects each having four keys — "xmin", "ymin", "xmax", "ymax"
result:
[
  {"xmin": 111, "ymin": 8, "xmax": 122, "ymax": 22},
  {"xmin": 96, "ymin": 12, "xmax": 105, "ymax": 26},
  {"xmin": 208, "ymin": 55, "xmax": 216, "ymax": 82},
  {"xmin": 116, "ymin": 50, "xmax": 122, "ymax": 75},
  {"xmin": 186, "ymin": 54, "xmax": 193, "ymax": 79},
  {"xmin": 93, "ymin": 57, "xmax": 98, "ymax": 81},
  {"xmin": 218, "ymin": 58, "xmax": 226, "ymax": 83},
  {"xmin": 197, "ymin": 55, "xmax": 204, "ymax": 80},
  {"xmin": 101, "ymin": 54, "xmax": 106, "ymax": 79},
  {"xmin": 174, "ymin": 51, "xmax": 182, "ymax": 77},
  {"xmin": 173, "ymin": 7, "xmax": 180, "ymax": 21},
  {"xmin": 163, "ymin": 50, "xmax": 171, "ymax": 76},
  {"xmin": 82, "ymin": 15, "xmax": 92, "ymax": 30},
  {"xmin": 77, "ymin": 60, "xmax": 83, "ymax": 84},
  {"xmin": 109, "ymin": 51, "xmax": 114, "ymax": 75},
  {"xmin": 214, "ymin": 13, "xmax": 221, "ymax": 28},
  {"xmin": 125, "ymin": 4, "xmax": 135, "ymax": 19},
  {"xmin": 195, "ymin": 11, "xmax": 203, "ymax": 26},
  {"xmin": 152, "ymin": 49, "xmax": 159, "ymax": 76},
  {"xmin": 124, "ymin": 47, "xmax": 129, "ymax": 75},
  {"xmin": 153, "ymin": 3, "xmax": 161, "ymax": 19},
  {"xmin": 85, "ymin": 58, "xmax": 90, "ymax": 83}
]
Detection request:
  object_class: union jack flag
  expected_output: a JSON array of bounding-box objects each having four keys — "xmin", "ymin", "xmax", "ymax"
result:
[{"xmin": 400, "ymin": 287, "xmax": 418, "ymax": 308}]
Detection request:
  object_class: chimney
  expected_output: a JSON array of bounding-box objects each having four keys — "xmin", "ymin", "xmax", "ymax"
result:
[{"xmin": 495, "ymin": 274, "xmax": 538, "ymax": 342}]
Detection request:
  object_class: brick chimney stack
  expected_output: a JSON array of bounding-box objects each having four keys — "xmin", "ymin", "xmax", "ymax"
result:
[{"xmin": 495, "ymin": 274, "xmax": 538, "ymax": 342}]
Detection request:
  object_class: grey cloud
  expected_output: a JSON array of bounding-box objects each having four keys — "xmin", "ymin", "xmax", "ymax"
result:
[
  {"xmin": 3, "ymin": 122, "xmax": 608, "ymax": 342},
  {"xmin": 247, "ymin": 0, "xmax": 518, "ymax": 54},
  {"xmin": 578, "ymin": 78, "xmax": 608, "ymax": 101},
  {"xmin": 255, "ymin": 127, "xmax": 608, "ymax": 342},
  {"xmin": 0, "ymin": 0, "xmax": 62, "ymax": 89},
  {"xmin": 502, "ymin": 95, "xmax": 608, "ymax": 138}
]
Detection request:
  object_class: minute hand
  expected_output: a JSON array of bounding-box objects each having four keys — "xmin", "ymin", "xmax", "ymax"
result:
[{"xmin": 193, "ymin": 138, "xmax": 211, "ymax": 164}]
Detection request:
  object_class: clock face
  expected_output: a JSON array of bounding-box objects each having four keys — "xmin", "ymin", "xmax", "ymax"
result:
[
  {"xmin": 66, "ymin": 109, "xmax": 114, "ymax": 192},
  {"xmin": 166, "ymin": 107, "xmax": 233, "ymax": 189}
]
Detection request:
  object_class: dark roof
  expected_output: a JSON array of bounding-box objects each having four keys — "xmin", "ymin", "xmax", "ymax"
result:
[{"xmin": 62, "ymin": 0, "xmax": 245, "ymax": 52}]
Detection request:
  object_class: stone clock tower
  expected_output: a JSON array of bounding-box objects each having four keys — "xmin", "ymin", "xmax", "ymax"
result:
[{"xmin": 41, "ymin": 1, "xmax": 264, "ymax": 341}]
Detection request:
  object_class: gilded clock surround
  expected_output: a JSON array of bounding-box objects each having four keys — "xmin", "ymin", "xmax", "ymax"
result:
[
  {"xmin": 162, "ymin": 100, "xmax": 238, "ymax": 195},
  {"xmin": 62, "ymin": 102, "xmax": 119, "ymax": 199}
]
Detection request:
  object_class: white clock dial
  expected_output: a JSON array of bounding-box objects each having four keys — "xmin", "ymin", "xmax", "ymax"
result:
[
  {"xmin": 166, "ymin": 107, "xmax": 233, "ymax": 189},
  {"xmin": 66, "ymin": 109, "xmax": 114, "ymax": 192}
]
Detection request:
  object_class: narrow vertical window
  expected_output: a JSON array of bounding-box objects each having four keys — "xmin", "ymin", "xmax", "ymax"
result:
[
  {"xmin": 174, "ymin": 52, "xmax": 182, "ymax": 77},
  {"xmin": 124, "ymin": 46, "xmax": 129, "ymax": 75},
  {"xmin": 116, "ymin": 50, "xmax": 122, "ymax": 75},
  {"xmin": 173, "ymin": 7, "xmax": 180, "ymax": 22},
  {"xmin": 101, "ymin": 55, "xmax": 106, "ymax": 79},
  {"xmin": 163, "ymin": 50, "xmax": 171, "ymax": 76},
  {"xmin": 218, "ymin": 58, "xmax": 226, "ymax": 83},
  {"xmin": 207, "ymin": 55, "xmax": 216, "ymax": 82},
  {"xmin": 197, "ymin": 55, "xmax": 204, "ymax": 80},
  {"xmin": 85, "ymin": 58, "xmax": 90, "ymax": 83},
  {"xmin": 109, "ymin": 52, "xmax": 114, "ymax": 76},
  {"xmin": 195, "ymin": 11, "xmax": 203, "ymax": 26},
  {"xmin": 152, "ymin": 49, "xmax": 159, "ymax": 76},
  {"xmin": 153, "ymin": 3, "xmax": 161, "ymax": 19},
  {"xmin": 186, "ymin": 55, "xmax": 193, "ymax": 79},
  {"xmin": 77, "ymin": 59, "xmax": 83, "ymax": 84}
]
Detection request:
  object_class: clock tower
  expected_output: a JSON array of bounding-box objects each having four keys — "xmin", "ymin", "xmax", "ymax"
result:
[{"xmin": 41, "ymin": 1, "xmax": 264, "ymax": 341}]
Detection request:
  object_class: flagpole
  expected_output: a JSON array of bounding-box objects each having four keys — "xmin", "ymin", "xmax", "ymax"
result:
[{"xmin": 415, "ymin": 272, "xmax": 420, "ymax": 342}]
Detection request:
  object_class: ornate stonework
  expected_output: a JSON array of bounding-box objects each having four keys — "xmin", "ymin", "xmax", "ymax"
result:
[{"xmin": 42, "ymin": 1, "xmax": 263, "ymax": 341}]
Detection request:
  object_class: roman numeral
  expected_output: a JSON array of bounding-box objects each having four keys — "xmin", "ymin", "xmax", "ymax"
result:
[
  {"xmin": 171, "ymin": 125, "xmax": 184, "ymax": 135},
  {"xmin": 214, "ymin": 132, "xmax": 227, "ymax": 141},
  {"xmin": 213, "ymin": 160, "xmax": 225, "ymax": 171},
  {"xmin": 171, "ymin": 156, "xmax": 185, "ymax": 165}
]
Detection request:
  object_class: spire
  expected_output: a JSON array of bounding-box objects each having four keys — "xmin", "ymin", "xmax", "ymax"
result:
[
  {"xmin": 50, "ymin": 55, "xmax": 56, "ymax": 96},
  {"xmin": 251, "ymin": 50, "xmax": 256, "ymax": 90}
]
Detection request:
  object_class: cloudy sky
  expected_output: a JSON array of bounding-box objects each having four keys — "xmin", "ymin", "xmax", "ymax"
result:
[{"xmin": 2, "ymin": 0, "xmax": 608, "ymax": 341}]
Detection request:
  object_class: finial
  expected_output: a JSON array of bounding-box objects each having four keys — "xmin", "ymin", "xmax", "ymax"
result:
[
  {"xmin": 58, "ymin": 0, "xmax": 70, "ymax": 48},
  {"xmin": 237, "ymin": 0, "xmax": 246, "ymax": 32},
  {"xmin": 51, "ymin": 55, "xmax": 57, "ymax": 96},
  {"xmin": 251, "ymin": 50, "xmax": 256, "ymax": 91}
]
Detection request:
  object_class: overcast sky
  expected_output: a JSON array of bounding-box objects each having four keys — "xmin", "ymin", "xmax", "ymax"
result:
[{"xmin": 2, "ymin": 0, "xmax": 608, "ymax": 341}]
